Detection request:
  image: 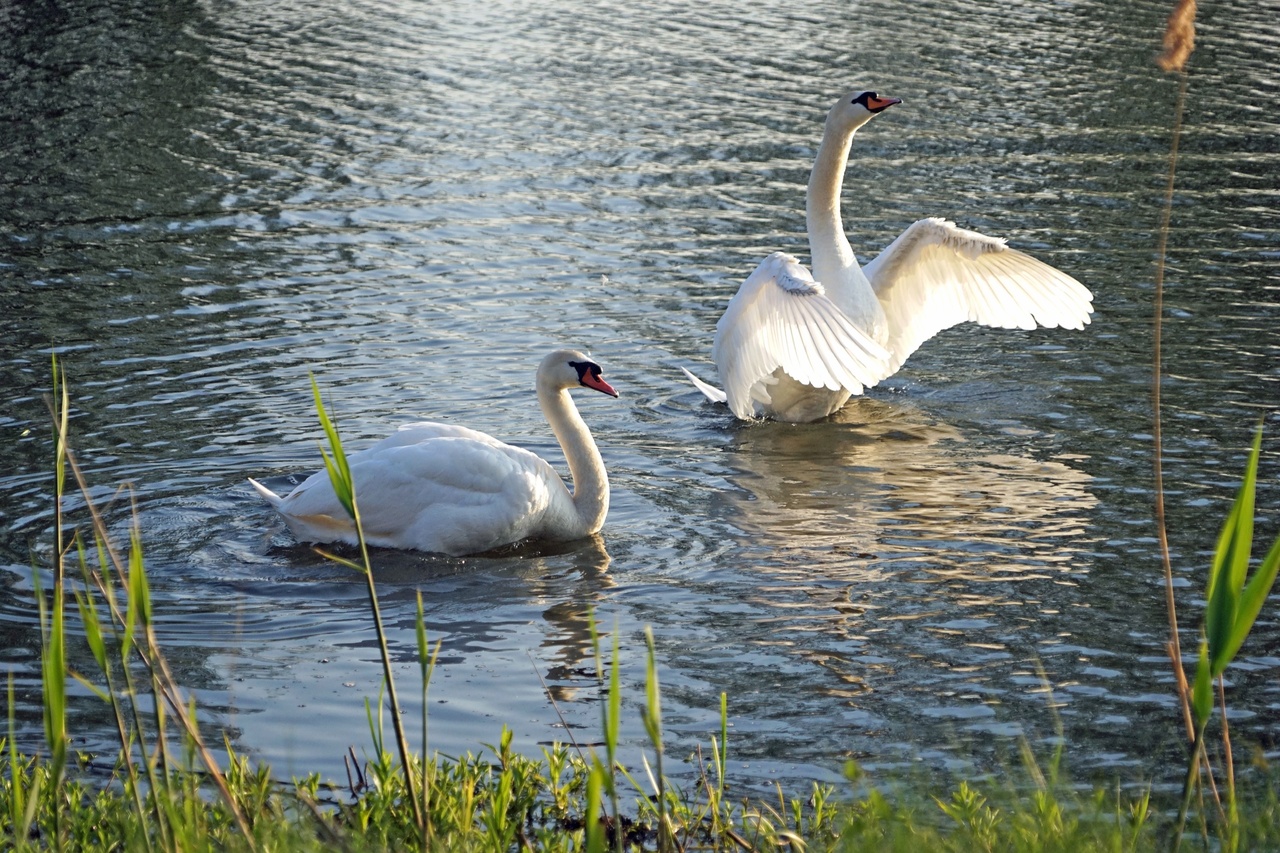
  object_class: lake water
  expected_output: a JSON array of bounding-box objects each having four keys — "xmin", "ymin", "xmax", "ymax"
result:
[{"xmin": 2, "ymin": 0, "xmax": 1278, "ymax": 794}]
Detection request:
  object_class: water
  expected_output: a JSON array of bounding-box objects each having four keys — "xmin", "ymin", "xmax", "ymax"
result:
[{"xmin": 2, "ymin": 0, "xmax": 1278, "ymax": 793}]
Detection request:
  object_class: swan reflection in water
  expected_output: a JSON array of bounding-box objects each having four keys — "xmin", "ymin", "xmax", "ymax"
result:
[
  {"xmin": 709, "ymin": 394, "xmax": 1096, "ymax": 588},
  {"xmin": 696, "ymin": 393, "xmax": 1098, "ymax": 726},
  {"xmin": 483, "ymin": 533, "xmax": 615, "ymax": 704},
  {"xmin": 188, "ymin": 529, "xmax": 618, "ymax": 773},
  {"xmin": 338, "ymin": 531, "xmax": 615, "ymax": 699}
]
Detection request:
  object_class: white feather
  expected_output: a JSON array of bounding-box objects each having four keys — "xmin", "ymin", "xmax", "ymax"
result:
[
  {"xmin": 707, "ymin": 252, "xmax": 890, "ymax": 420},
  {"xmin": 864, "ymin": 217, "xmax": 1093, "ymax": 373}
]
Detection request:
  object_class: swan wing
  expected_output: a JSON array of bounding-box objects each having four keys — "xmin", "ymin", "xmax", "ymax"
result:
[
  {"xmin": 863, "ymin": 218, "xmax": 1093, "ymax": 372},
  {"xmin": 711, "ymin": 252, "xmax": 890, "ymax": 419}
]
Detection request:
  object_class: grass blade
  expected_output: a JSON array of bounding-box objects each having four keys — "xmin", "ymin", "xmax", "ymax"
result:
[
  {"xmin": 309, "ymin": 375, "xmax": 424, "ymax": 831},
  {"xmin": 718, "ymin": 691, "xmax": 728, "ymax": 793},
  {"xmin": 74, "ymin": 585, "xmax": 107, "ymax": 674},
  {"xmin": 310, "ymin": 375, "xmax": 355, "ymax": 519},
  {"xmin": 642, "ymin": 627, "xmax": 670, "ymax": 853},
  {"xmin": 1191, "ymin": 641, "xmax": 1213, "ymax": 730},
  {"xmin": 1212, "ymin": 427, "xmax": 1279, "ymax": 672},
  {"xmin": 586, "ymin": 759, "xmax": 607, "ymax": 853},
  {"xmin": 1229, "ymin": 534, "xmax": 1280, "ymax": 662},
  {"xmin": 415, "ymin": 591, "xmax": 442, "ymax": 849}
]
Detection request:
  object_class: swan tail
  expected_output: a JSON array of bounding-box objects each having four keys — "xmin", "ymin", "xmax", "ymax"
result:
[
  {"xmin": 247, "ymin": 477, "xmax": 285, "ymax": 509},
  {"xmin": 681, "ymin": 366, "xmax": 728, "ymax": 404}
]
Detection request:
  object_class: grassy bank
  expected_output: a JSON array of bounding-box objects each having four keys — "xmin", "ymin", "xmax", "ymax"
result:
[{"xmin": 4, "ymin": 732, "xmax": 1276, "ymax": 852}]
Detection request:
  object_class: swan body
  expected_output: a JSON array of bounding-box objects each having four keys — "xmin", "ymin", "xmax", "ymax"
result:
[
  {"xmin": 683, "ymin": 90, "xmax": 1094, "ymax": 422},
  {"xmin": 249, "ymin": 349, "xmax": 619, "ymax": 556}
]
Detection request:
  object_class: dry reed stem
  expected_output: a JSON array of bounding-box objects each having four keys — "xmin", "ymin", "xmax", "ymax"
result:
[
  {"xmin": 1152, "ymin": 68, "xmax": 1194, "ymax": 745},
  {"xmin": 1152, "ymin": 0, "xmax": 1226, "ymax": 821},
  {"xmin": 1152, "ymin": 0, "xmax": 1199, "ymax": 744}
]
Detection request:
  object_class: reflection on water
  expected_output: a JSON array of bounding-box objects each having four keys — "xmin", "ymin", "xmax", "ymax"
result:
[
  {"xmin": 1, "ymin": 0, "xmax": 1278, "ymax": 792},
  {"xmin": 721, "ymin": 396, "xmax": 1093, "ymax": 568},
  {"xmin": 677, "ymin": 395, "xmax": 1110, "ymax": 774}
]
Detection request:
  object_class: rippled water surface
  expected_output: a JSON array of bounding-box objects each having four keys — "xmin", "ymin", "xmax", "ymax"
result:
[{"xmin": 2, "ymin": 0, "xmax": 1278, "ymax": 791}]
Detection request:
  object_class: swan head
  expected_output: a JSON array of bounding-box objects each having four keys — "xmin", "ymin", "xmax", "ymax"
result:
[
  {"xmin": 539, "ymin": 348, "xmax": 619, "ymax": 398},
  {"xmin": 826, "ymin": 90, "xmax": 902, "ymax": 135}
]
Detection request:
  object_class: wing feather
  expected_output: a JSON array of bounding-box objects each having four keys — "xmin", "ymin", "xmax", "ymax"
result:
[
  {"xmin": 711, "ymin": 252, "xmax": 890, "ymax": 418},
  {"xmin": 864, "ymin": 218, "xmax": 1092, "ymax": 371}
]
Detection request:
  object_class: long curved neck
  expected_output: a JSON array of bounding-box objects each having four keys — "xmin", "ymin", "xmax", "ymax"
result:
[
  {"xmin": 805, "ymin": 122, "xmax": 860, "ymax": 291},
  {"xmin": 538, "ymin": 384, "xmax": 609, "ymax": 534}
]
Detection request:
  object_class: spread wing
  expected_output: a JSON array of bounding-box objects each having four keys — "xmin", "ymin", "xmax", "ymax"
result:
[
  {"xmin": 863, "ymin": 218, "xmax": 1093, "ymax": 373},
  {"xmin": 711, "ymin": 251, "xmax": 890, "ymax": 420}
]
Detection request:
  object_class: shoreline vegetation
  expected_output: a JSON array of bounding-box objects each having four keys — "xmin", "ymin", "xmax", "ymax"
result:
[{"xmin": 6, "ymin": 1, "xmax": 1280, "ymax": 850}]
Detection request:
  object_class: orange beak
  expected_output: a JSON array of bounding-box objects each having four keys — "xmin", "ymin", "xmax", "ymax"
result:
[
  {"xmin": 582, "ymin": 374, "xmax": 619, "ymax": 398},
  {"xmin": 867, "ymin": 95, "xmax": 902, "ymax": 113}
]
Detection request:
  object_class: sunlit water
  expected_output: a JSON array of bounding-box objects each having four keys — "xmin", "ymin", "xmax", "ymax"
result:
[{"xmin": 2, "ymin": 0, "xmax": 1278, "ymax": 793}]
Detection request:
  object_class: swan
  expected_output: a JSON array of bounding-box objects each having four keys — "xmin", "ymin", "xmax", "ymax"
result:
[
  {"xmin": 682, "ymin": 90, "xmax": 1094, "ymax": 423},
  {"xmin": 248, "ymin": 348, "xmax": 619, "ymax": 556}
]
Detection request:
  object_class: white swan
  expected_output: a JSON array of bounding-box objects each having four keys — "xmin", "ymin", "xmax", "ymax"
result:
[
  {"xmin": 248, "ymin": 349, "xmax": 619, "ymax": 556},
  {"xmin": 682, "ymin": 90, "xmax": 1094, "ymax": 422}
]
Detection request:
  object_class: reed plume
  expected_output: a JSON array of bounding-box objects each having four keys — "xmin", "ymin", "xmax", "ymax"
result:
[{"xmin": 1157, "ymin": 0, "xmax": 1196, "ymax": 72}]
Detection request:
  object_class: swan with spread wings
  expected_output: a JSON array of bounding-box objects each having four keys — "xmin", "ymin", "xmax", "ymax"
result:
[{"xmin": 682, "ymin": 90, "xmax": 1093, "ymax": 423}]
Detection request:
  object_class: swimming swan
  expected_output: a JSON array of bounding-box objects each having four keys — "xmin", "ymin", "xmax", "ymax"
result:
[
  {"xmin": 682, "ymin": 90, "xmax": 1094, "ymax": 422},
  {"xmin": 249, "ymin": 348, "xmax": 619, "ymax": 556}
]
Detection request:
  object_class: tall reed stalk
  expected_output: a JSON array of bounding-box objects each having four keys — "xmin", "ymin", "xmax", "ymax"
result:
[
  {"xmin": 1151, "ymin": 0, "xmax": 1196, "ymax": 744},
  {"xmin": 307, "ymin": 376, "xmax": 425, "ymax": 832}
]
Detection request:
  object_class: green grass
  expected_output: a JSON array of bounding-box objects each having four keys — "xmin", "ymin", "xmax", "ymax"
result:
[{"xmin": 3, "ymin": 726, "xmax": 1278, "ymax": 851}]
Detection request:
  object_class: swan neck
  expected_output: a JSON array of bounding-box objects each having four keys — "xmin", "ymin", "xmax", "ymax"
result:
[
  {"xmin": 539, "ymin": 383, "xmax": 609, "ymax": 532},
  {"xmin": 806, "ymin": 123, "xmax": 858, "ymax": 281}
]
